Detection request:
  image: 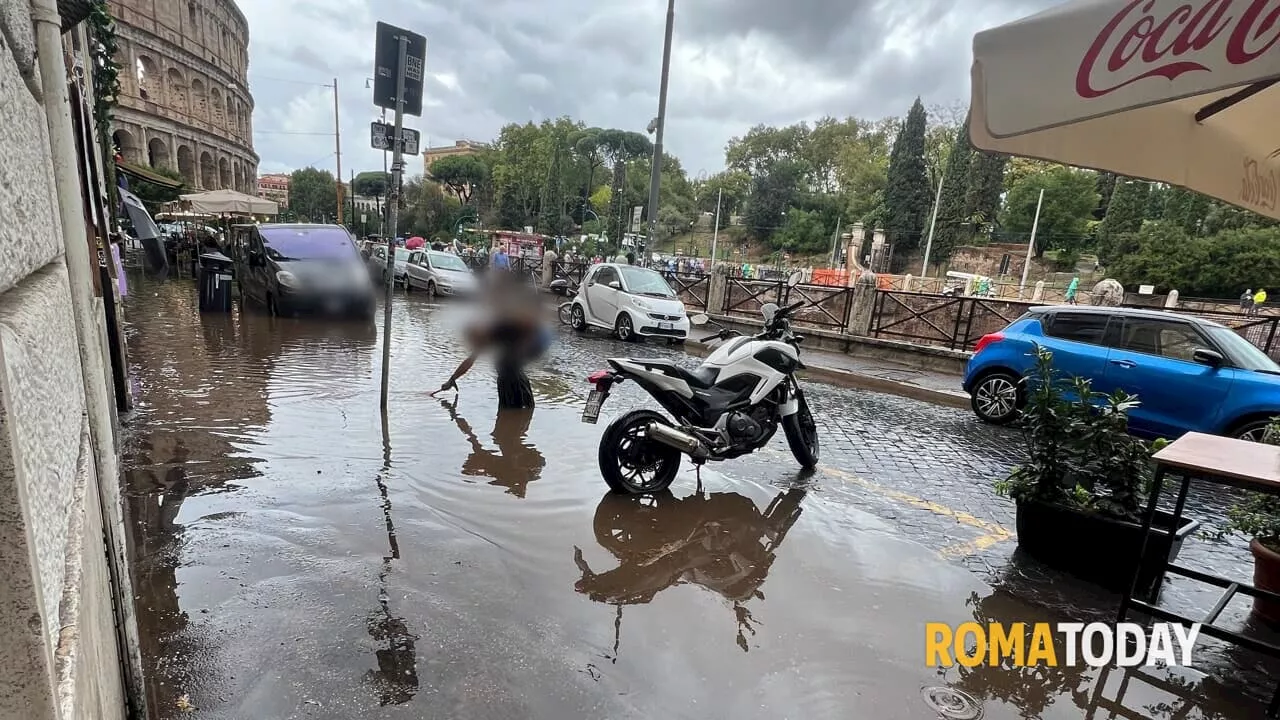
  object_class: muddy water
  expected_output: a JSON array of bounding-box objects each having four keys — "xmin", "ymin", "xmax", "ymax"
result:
[{"xmin": 122, "ymin": 277, "xmax": 1266, "ymax": 719}]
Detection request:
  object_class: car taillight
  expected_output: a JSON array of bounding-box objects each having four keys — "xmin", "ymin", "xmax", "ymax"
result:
[{"xmin": 974, "ymin": 333, "xmax": 1005, "ymax": 354}]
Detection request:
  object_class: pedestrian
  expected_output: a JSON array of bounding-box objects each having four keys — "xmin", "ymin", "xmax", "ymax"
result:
[
  {"xmin": 492, "ymin": 244, "xmax": 510, "ymax": 271},
  {"xmin": 625, "ymin": 251, "xmax": 636, "ymax": 266},
  {"xmin": 434, "ymin": 273, "xmax": 552, "ymax": 408},
  {"xmin": 1242, "ymin": 288, "xmax": 1255, "ymax": 313},
  {"xmin": 1065, "ymin": 276, "xmax": 1080, "ymax": 305},
  {"xmin": 542, "ymin": 246, "xmax": 558, "ymax": 287},
  {"xmin": 1254, "ymin": 288, "xmax": 1268, "ymax": 316}
]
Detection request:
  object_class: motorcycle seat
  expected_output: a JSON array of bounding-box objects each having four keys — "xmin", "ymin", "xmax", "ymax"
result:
[{"xmin": 612, "ymin": 357, "xmax": 719, "ymax": 389}]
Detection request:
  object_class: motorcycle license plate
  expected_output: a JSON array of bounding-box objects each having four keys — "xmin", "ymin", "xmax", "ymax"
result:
[
  {"xmin": 582, "ymin": 390, "xmax": 604, "ymax": 424},
  {"xmin": 658, "ymin": 321, "xmax": 673, "ymax": 330}
]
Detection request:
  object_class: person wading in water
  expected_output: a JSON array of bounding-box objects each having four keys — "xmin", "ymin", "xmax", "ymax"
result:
[{"xmin": 434, "ymin": 272, "xmax": 552, "ymax": 408}]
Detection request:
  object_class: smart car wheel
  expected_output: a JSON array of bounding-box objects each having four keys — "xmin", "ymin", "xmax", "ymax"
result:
[{"xmin": 614, "ymin": 313, "xmax": 635, "ymax": 342}]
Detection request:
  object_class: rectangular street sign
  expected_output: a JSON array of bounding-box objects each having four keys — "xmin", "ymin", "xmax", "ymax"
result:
[
  {"xmin": 371, "ymin": 122, "xmax": 421, "ymax": 155},
  {"xmin": 372, "ymin": 22, "xmax": 426, "ymax": 117}
]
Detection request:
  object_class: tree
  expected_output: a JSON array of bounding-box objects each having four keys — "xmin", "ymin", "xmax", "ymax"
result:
[
  {"xmin": 1000, "ymin": 165, "xmax": 1098, "ymax": 257},
  {"xmin": 129, "ymin": 166, "xmax": 185, "ymax": 214},
  {"xmin": 429, "ymin": 155, "xmax": 487, "ymax": 204},
  {"xmin": 929, "ymin": 115, "xmax": 974, "ymax": 264},
  {"xmin": 1110, "ymin": 223, "xmax": 1280, "ymax": 297},
  {"xmin": 883, "ymin": 97, "xmax": 932, "ymax": 263},
  {"xmin": 288, "ymin": 167, "xmax": 338, "ymax": 223},
  {"xmin": 725, "ymin": 123, "xmax": 809, "ymax": 177},
  {"xmin": 745, "ymin": 160, "xmax": 805, "ymax": 242},
  {"xmin": 1097, "ymin": 177, "xmax": 1148, "ymax": 261},
  {"xmin": 773, "ymin": 207, "xmax": 830, "ymax": 254},
  {"xmin": 1093, "ymin": 172, "xmax": 1117, "ymax": 221},
  {"xmin": 351, "ymin": 171, "xmax": 388, "ymax": 198},
  {"xmin": 539, "ymin": 136, "xmax": 568, "ymax": 235},
  {"xmin": 966, "ymin": 150, "xmax": 1008, "ymax": 232},
  {"xmin": 595, "ymin": 129, "xmax": 652, "ymax": 242}
]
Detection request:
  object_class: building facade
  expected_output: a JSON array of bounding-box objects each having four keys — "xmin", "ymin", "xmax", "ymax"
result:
[
  {"xmin": 257, "ymin": 173, "xmax": 289, "ymax": 208},
  {"xmin": 422, "ymin": 139, "xmax": 485, "ymax": 176},
  {"xmin": 107, "ymin": 0, "xmax": 258, "ymax": 193}
]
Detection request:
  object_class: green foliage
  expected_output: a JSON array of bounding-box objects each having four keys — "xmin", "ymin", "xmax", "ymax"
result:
[
  {"xmin": 745, "ymin": 160, "xmax": 805, "ymax": 242},
  {"xmin": 88, "ymin": 1, "xmax": 121, "ymax": 144},
  {"xmin": 1094, "ymin": 172, "xmax": 1117, "ymax": 221},
  {"xmin": 1226, "ymin": 418, "xmax": 1280, "ymax": 551},
  {"xmin": 966, "ymin": 151, "xmax": 1008, "ymax": 232},
  {"xmin": 1097, "ymin": 177, "xmax": 1148, "ymax": 249},
  {"xmin": 772, "ymin": 208, "xmax": 831, "ymax": 254},
  {"xmin": 288, "ymin": 167, "xmax": 339, "ymax": 223},
  {"xmin": 930, "ymin": 116, "xmax": 974, "ymax": 262},
  {"xmin": 130, "ymin": 166, "xmax": 185, "ymax": 214},
  {"xmin": 1001, "ymin": 165, "xmax": 1098, "ymax": 257},
  {"xmin": 883, "ymin": 98, "xmax": 932, "ymax": 261},
  {"xmin": 1109, "ymin": 222, "xmax": 1280, "ymax": 296},
  {"xmin": 429, "ymin": 155, "xmax": 487, "ymax": 204},
  {"xmin": 995, "ymin": 346, "xmax": 1156, "ymax": 521},
  {"xmin": 351, "ymin": 171, "xmax": 388, "ymax": 198}
]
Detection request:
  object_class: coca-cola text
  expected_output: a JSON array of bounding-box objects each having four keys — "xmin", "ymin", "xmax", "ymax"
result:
[{"xmin": 1241, "ymin": 157, "xmax": 1278, "ymax": 211}]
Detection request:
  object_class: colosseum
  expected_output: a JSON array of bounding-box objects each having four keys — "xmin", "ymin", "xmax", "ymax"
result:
[{"xmin": 107, "ymin": 0, "xmax": 258, "ymax": 194}]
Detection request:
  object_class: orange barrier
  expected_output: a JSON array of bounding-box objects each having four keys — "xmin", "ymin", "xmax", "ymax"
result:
[{"xmin": 810, "ymin": 269, "xmax": 849, "ymax": 286}]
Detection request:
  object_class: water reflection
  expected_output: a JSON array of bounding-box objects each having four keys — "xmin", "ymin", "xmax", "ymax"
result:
[
  {"xmin": 573, "ymin": 487, "xmax": 806, "ymax": 653},
  {"xmin": 438, "ymin": 398, "xmax": 545, "ymax": 498}
]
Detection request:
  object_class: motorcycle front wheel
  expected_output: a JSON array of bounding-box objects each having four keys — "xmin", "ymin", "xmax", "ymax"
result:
[
  {"xmin": 781, "ymin": 392, "xmax": 820, "ymax": 469},
  {"xmin": 558, "ymin": 303, "xmax": 574, "ymax": 326},
  {"xmin": 598, "ymin": 410, "xmax": 682, "ymax": 494}
]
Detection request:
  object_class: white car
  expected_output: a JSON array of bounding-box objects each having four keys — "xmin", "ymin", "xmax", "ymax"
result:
[
  {"xmin": 406, "ymin": 249, "xmax": 478, "ymax": 297},
  {"xmin": 570, "ymin": 263, "xmax": 691, "ymax": 342}
]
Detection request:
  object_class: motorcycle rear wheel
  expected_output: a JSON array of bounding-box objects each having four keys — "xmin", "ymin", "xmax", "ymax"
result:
[
  {"xmin": 598, "ymin": 410, "xmax": 682, "ymax": 494},
  {"xmin": 558, "ymin": 303, "xmax": 574, "ymax": 326},
  {"xmin": 782, "ymin": 394, "xmax": 820, "ymax": 469}
]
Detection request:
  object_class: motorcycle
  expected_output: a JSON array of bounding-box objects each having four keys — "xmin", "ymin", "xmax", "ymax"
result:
[
  {"xmin": 582, "ymin": 271, "xmax": 819, "ymax": 494},
  {"xmin": 551, "ymin": 276, "xmax": 579, "ymax": 326}
]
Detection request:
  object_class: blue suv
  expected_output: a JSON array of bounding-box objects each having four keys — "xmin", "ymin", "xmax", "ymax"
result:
[{"xmin": 962, "ymin": 306, "xmax": 1280, "ymax": 440}]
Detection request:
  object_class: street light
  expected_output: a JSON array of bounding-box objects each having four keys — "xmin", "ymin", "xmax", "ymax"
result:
[{"xmin": 645, "ymin": 0, "xmax": 676, "ymax": 247}]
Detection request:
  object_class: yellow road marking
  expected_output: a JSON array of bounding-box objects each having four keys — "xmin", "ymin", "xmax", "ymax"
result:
[{"xmin": 818, "ymin": 465, "xmax": 1013, "ymax": 557}]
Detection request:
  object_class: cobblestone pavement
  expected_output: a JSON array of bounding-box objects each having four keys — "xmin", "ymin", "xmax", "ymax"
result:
[{"xmin": 120, "ymin": 283, "xmax": 1277, "ymax": 720}]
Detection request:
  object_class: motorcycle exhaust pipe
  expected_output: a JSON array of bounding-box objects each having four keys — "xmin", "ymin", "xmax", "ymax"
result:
[{"xmin": 646, "ymin": 421, "xmax": 708, "ymax": 458}]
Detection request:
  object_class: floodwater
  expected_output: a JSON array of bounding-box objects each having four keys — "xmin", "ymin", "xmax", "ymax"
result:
[{"xmin": 121, "ymin": 277, "xmax": 1274, "ymax": 719}]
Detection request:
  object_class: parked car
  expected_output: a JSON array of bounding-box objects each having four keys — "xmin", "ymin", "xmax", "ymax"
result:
[
  {"xmin": 367, "ymin": 244, "xmax": 410, "ymax": 287},
  {"xmin": 232, "ymin": 223, "xmax": 374, "ymax": 319},
  {"xmin": 963, "ymin": 306, "xmax": 1280, "ymax": 440},
  {"xmin": 569, "ymin": 263, "xmax": 690, "ymax": 342},
  {"xmin": 405, "ymin": 250, "xmax": 477, "ymax": 297}
]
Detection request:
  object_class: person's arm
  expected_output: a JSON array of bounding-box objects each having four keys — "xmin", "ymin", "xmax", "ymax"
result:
[{"xmin": 439, "ymin": 352, "xmax": 479, "ymax": 392}]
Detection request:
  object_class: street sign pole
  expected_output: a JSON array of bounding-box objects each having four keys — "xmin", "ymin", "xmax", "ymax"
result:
[{"xmin": 379, "ymin": 35, "xmax": 409, "ymax": 411}]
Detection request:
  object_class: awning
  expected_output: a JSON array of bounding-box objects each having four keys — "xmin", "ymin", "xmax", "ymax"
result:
[
  {"xmin": 115, "ymin": 160, "xmax": 185, "ymax": 190},
  {"xmin": 179, "ymin": 188, "xmax": 279, "ymax": 215},
  {"xmin": 970, "ymin": 0, "xmax": 1280, "ymax": 220}
]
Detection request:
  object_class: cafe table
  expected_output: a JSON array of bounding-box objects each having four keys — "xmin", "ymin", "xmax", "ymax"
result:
[{"xmin": 1118, "ymin": 431, "xmax": 1280, "ymax": 717}]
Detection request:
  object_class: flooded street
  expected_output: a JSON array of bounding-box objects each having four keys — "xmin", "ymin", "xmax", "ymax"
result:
[{"xmin": 122, "ymin": 277, "xmax": 1275, "ymax": 719}]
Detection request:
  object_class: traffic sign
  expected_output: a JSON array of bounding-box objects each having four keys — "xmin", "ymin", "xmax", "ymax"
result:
[
  {"xmin": 372, "ymin": 22, "xmax": 426, "ymax": 117},
  {"xmin": 370, "ymin": 122, "xmax": 420, "ymax": 155}
]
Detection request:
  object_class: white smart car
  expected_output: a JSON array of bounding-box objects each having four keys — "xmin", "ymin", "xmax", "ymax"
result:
[{"xmin": 569, "ymin": 263, "xmax": 691, "ymax": 342}]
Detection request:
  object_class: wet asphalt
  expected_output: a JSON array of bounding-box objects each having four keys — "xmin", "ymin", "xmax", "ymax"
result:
[{"xmin": 121, "ymin": 277, "xmax": 1277, "ymax": 719}]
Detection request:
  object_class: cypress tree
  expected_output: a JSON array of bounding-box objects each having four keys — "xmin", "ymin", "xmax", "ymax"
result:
[
  {"xmin": 929, "ymin": 115, "xmax": 973, "ymax": 265},
  {"xmin": 883, "ymin": 98, "xmax": 931, "ymax": 264},
  {"xmin": 965, "ymin": 150, "xmax": 1007, "ymax": 232}
]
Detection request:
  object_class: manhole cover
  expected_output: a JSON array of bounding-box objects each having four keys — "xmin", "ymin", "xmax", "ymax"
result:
[{"xmin": 921, "ymin": 686, "xmax": 983, "ymax": 719}]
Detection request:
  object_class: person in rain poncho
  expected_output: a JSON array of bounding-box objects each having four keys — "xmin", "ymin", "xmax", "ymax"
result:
[
  {"xmin": 1253, "ymin": 288, "xmax": 1268, "ymax": 316},
  {"xmin": 1065, "ymin": 276, "xmax": 1080, "ymax": 305}
]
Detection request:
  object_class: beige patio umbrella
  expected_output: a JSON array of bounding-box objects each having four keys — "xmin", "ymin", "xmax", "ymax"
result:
[
  {"xmin": 970, "ymin": 0, "xmax": 1280, "ymax": 220},
  {"xmin": 179, "ymin": 189, "xmax": 279, "ymax": 216}
]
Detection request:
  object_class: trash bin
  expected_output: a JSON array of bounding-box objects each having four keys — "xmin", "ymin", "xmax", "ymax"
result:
[{"xmin": 198, "ymin": 252, "xmax": 234, "ymax": 313}]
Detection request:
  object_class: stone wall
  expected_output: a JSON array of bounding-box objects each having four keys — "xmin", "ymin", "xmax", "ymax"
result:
[
  {"xmin": 0, "ymin": 2, "xmax": 127, "ymax": 718},
  {"xmin": 107, "ymin": 0, "xmax": 257, "ymax": 192}
]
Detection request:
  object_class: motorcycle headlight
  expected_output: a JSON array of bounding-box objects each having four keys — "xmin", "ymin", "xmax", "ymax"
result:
[{"xmin": 276, "ymin": 270, "xmax": 300, "ymax": 288}]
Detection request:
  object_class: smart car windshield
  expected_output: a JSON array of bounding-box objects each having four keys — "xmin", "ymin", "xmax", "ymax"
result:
[{"xmin": 619, "ymin": 266, "xmax": 675, "ymax": 297}]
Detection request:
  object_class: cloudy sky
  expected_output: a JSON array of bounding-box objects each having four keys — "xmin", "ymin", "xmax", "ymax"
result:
[{"xmin": 239, "ymin": 0, "xmax": 1058, "ymax": 179}]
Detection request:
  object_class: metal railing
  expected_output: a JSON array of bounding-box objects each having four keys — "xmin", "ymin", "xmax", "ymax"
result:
[
  {"xmin": 870, "ymin": 290, "xmax": 1036, "ymax": 351},
  {"xmin": 667, "ymin": 272, "xmax": 710, "ymax": 310},
  {"xmin": 720, "ymin": 278, "xmax": 856, "ymax": 332}
]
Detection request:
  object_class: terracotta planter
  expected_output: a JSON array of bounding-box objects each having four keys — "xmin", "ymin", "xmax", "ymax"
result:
[{"xmin": 1250, "ymin": 538, "xmax": 1280, "ymax": 626}]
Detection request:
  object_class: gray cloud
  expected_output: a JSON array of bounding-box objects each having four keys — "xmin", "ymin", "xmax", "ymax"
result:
[{"xmin": 238, "ymin": 0, "xmax": 1062, "ymax": 178}]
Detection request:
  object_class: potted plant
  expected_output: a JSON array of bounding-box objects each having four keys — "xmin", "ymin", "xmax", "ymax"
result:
[
  {"xmin": 995, "ymin": 346, "xmax": 1200, "ymax": 599},
  {"xmin": 1224, "ymin": 418, "xmax": 1280, "ymax": 625}
]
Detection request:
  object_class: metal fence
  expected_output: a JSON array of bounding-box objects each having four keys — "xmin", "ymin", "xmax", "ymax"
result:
[
  {"xmin": 720, "ymin": 278, "xmax": 856, "ymax": 333},
  {"xmin": 870, "ymin": 290, "xmax": 1036, "ymax": 351},
  {"xmin": 668, "ymin": 272, "xmax": 710, "ymax": 310}
]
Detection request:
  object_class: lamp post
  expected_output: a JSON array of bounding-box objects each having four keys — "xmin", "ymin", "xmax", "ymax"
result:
[{"xmin": 644, "ymin": 0, "xmax": 676, "ymax": 246}]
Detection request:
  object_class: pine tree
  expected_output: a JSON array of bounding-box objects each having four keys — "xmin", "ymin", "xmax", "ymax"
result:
[
  {"xmin": 965, "ymin": 150, "xmax": 1007, "ymax": 233},
  {"xmin": 1097, "ymin": 177, "xmax": 1149, "ymax": 263},
  {"xmin": 929, "ymin": 115, "xmax": 973, "ymax": 266},
  {"xmin": 539, "ymin": 138, "xmax": 565, "ymax": 235},
  {"xmin": 1163, "ymin": 187, "xmax": 1211, "ymax": 235},
  {"xmin": 1094, "ymin": 172, "xmax": 1117, "ymax": 220},
  {"xmin": 883, "ymin": 98, "xmax": 931, "ymax": 265}
]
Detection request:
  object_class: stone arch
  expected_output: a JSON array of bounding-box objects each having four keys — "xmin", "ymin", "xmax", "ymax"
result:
[
  {"xmin": 190, "ymin": 78, "xmax": 208, "ymax": 121},
  {"xmin": 136, "ymin": 55, "xmax": 159, "ymax": 101},
  {"xmin": 165, "ymin": 67, "xmax": 187, "ymax": 114},
  {"xmin": 199, "ymin": 150, "xmax": 216, "ymax": 188},
  {"xmin": 112, "ymin": 128, "xmax": 142, "ymax": 164},
  {"xmin": 233, "ymin": 162, "xmax": 244, "ymax": 193},
  {"xmin": 177, "ymin": 145, "xmax": 195, "ymax": 185},
  {"xmin": 210, "ymin": 86, "xmax": 225, "ymax": 128},
  {"xmin": 147, "ymin": 137, "xmax": 169, "ymax": 169},
  {"xmin": 218, "ymin": 156, "xmax": 231, "ymax": 188},
  {"xmin": 228, "ymin": 97, "xmax": 239, "ymax": 134}
]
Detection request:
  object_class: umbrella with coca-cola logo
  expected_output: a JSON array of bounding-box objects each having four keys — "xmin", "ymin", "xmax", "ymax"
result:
[{"xmin": 970, "ymin": 0, "xmax": 1279, "ymax": 220}]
